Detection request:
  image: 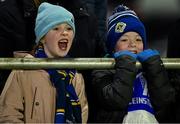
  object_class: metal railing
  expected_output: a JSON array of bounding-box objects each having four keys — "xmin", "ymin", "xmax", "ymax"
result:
[{"xmin": 0, "ymin": 58, "xmax": 180, "ymax": 70}]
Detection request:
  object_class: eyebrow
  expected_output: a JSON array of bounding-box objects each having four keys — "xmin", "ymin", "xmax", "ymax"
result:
[{"xmin": 122, "ymin": 34, "xmax": 141, "ymax": 37}]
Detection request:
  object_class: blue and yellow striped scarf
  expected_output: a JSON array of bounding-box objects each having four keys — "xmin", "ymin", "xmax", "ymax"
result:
[{"xmin": 35, "ymin": 45, "xmax": 82, "ymax": 123}]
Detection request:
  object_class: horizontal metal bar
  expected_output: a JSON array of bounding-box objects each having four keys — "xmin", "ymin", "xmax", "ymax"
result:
[{"xmin": 0, "ymin": 58, "xmax": 179, "ymax": 70}]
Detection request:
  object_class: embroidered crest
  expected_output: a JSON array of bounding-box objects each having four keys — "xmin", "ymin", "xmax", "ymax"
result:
[{"xmin": 115, "ymin": 22, "xmax": 126, "ymax": 33}]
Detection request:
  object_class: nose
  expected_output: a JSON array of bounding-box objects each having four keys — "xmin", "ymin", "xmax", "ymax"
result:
[
  {"xmin": 62, "ymin": 30, "xmax": 68, "ymax": 36},
  {"xmin": 129, "ymin": 40, "xmax": 136, "ymax": 47},
  {"xmin": 61, "ymin": 28, "xmax": 68, "ymax": 36}
]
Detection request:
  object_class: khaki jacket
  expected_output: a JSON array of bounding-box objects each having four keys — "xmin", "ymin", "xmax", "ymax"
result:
[{"xmin": 0, "ymin": 53, "xmax": 88, "ymax": 123}]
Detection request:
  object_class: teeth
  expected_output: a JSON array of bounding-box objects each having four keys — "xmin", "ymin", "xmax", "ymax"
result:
[
  {"xmin": 60, "ymin": 39, "xmax": 68, "ymax": 43},
  {"xmin": 59, "ymin": 41, "xmax": 67, "ymax": 43},
  {"xmin": 58, "ymin": 42, "xmax": 67, "ymax": 50}
]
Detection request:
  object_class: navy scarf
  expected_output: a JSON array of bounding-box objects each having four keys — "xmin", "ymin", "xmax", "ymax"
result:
[{"xmin": 35, "ymin": 45, "xmax": 82, "ymax": 123}]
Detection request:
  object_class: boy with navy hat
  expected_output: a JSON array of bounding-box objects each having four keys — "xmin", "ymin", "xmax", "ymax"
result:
[{"xmin": 92, "ymin": 5, "xmax": 175, "ymax": 123}]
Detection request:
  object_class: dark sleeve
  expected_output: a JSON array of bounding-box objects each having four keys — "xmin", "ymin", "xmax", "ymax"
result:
[
  {"xmin": 141, "ymin": 55, "xmax": 175, "ymax": 111},
  {"xmin": 168, "ymin": 70, "xmax": 180, "ymax": 100},
  {"xmin": 21, "ymin": 0, "xmax": 37, "ymax": 18},
  {"xmin": 92, "ymin": 55, "xmax": 137, "ymax": 110},
  {"xmin": 167, "ymin": 70, "xmax": 180, "ymax": 122}
]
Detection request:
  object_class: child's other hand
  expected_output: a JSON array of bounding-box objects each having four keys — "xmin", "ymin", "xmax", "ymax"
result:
[{"xmin": 137, "ymin": 49, "xmax": 159, "ymax": 62}]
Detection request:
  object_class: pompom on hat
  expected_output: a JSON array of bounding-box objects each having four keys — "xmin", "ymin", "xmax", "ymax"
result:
[
  {"xmin": 35, "ymin": 2, "xmax": 75, "ymax": 44},
  {"xmin": 106, "ymin": 5, "xmax": 146, "ymax": 54}
]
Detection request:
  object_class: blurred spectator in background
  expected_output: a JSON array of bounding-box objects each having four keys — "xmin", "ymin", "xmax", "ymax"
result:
[
  {"xmin": 82, "ymin": 0, "xmax": 107, "ymax": 40},
  {"xmin": 0, "ymin": 0, "xmax": 36, "ymax": 93},
  {"xmin": 167, "ymin": 19, "xmax": 180, "ymax": 58},
  {"xmin": 167, "ymin": 18, "xmax": 180, "ymax": 123}
]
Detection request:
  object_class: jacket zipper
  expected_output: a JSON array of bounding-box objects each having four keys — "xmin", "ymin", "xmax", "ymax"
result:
[{"xmin": 31, "ymin": 87, "xmax": 37, "ymax": 119}]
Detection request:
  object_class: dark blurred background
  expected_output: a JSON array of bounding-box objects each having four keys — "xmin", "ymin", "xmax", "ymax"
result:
[{"xmin": 108, "ymin": 0, "xmax": 180, "ymax": 57}]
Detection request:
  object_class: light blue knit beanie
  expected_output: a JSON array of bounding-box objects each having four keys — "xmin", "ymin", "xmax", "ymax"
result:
[{"xmin": 35, "ymin": 2, "xmax": 75, "ymax": 44}]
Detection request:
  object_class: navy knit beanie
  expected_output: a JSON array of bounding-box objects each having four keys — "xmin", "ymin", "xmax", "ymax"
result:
[
  {"xmin": 35, "ymin": 2, "xmax": 75, "ymax": 44},
  {"xmin": 107, "ymin": 5, "xmax": 146, "ymax": 54}
]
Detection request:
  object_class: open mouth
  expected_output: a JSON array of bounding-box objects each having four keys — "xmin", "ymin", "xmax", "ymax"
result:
[{"xmin": 58, "ymin": 40, "xmax": 68, "ymax": 50}]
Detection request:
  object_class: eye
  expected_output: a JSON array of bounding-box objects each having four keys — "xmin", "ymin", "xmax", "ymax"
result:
[
  {"xmin": 136, "ymin": 38, "xmax": 143, "ymax": 42},
  {"xmin": 120, "ymin": 38, "xmax": 128, "ymax": 42},
  {"xmin": 66, "ymin": 26, "xmax": 73, "ymax": 31},
  {"xmin": 53, "ymin": 27, "xmax": 59, "ymax": 31}
]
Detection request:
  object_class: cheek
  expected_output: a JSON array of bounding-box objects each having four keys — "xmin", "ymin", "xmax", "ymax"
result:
[
  {"xmin": 47, "ymin": 35, "xmax": 56, "ymax": 42},
  {"xmin": 137, "ymin": 44, "xmax": 144, "ymax": 52},
  {"xmin": 140, "ymin": 44, "xmax": 144, "ymax": 49},
  {"xmin": 68, "ymin": 35, "xmax": 74, "ymax": 47},
  {"xmin": 44, "ymin": 38, "xmax": 57, "ymax": 53},
  {"xmin": 69, "ymin": 39, "xmax": 73, "ymax": 47},
  {"xmin": 115, "ymin": 43, "xmax": 129, "ymax": 52},
  {"xmin": 44, "ymin": 31, "xmax": 59, "ymax": 42}
]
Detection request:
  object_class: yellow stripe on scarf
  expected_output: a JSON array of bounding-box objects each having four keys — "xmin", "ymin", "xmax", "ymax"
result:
[
  {"xmin": 71, "ymin": 101, "xmax": 81, "ymax": 106},
  {"xmin": 57, "ymin": 109, "xmax": 65, "ymax": 113}
]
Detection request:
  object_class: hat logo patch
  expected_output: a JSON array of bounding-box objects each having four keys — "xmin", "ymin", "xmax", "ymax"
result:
[{"xmin": 115, "ymin": 22, "xmax": 126, "ymax": 33}]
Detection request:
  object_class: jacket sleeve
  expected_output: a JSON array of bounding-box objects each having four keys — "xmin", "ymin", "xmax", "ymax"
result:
[
  {"xmin": 92, "ymin": 55, "xmax": 137, "ymax": 110},
  {"xmin": 73, "ymin": 73, "xmax": 88, "ymax": 123},
  {"xmin": 0, "ymin": 71, "xmax": 24, "ymax": 123},
  {"xmin": 141, "ymin": 55, "xmax": 175, "ymax": 111},
  {"xmin": 21, "ymin": 0, "xmax": 37, "ymax": 18}
]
